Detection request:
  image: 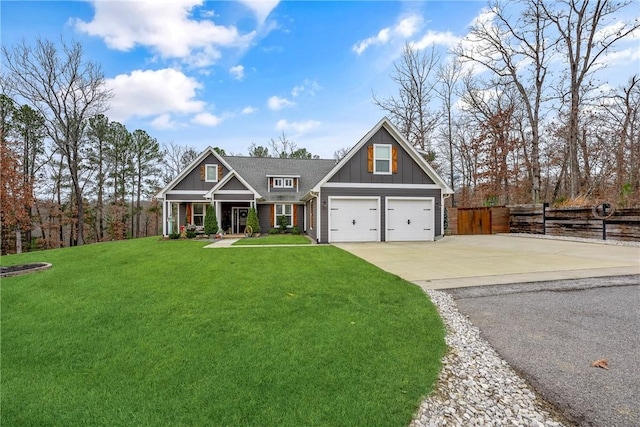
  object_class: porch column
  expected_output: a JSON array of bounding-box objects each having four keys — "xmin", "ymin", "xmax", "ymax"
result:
[
  {"xmin": 162, "ymin": 199, "xmax": 167, "ymax": 236},
  {"xmin": 215, "ymin": 200, "xmax": 221, "ymax": 232}
]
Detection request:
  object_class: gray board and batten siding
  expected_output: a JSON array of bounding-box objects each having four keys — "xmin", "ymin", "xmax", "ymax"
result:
[
  {"xmin": 319, "ymin": 187, "xmax": 442, "ymax": 243},
  {"xmin": 328, "ymin": 127, "xmax": 435, "ymax": 185},
  {"xmin": 219, "ymin": 175, "xmax": 250, "ymax": 191},
  {"xmin": 172, "ymin": 153, "xmax": 226, "ymax": 191}
]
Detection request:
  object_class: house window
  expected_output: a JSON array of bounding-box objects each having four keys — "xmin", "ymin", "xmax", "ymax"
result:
[
  {"xmin": 273, "ymin": 177, "xmax": 294, "ymax": 188},
  {"xmin": 193, "ymin": 203, "xmax": 205, "ymax": 226},
  {"xmin": 374, "ymin": 144, "xmax": 391, "ymax": 174},
  {"xmin": 205, "ymin": 164, "xmax": 218, "ymax": 182},
  {"xmin": 275, "ymin": 204, "xmax": 293, "ymax": 227}
]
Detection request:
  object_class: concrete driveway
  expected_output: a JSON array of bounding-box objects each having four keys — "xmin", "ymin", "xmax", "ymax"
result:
[{"xmin": 334, "ymin": 235, "xmax": 640, "ymax": 290}]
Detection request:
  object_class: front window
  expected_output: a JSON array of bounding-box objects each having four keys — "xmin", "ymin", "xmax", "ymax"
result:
[
  {"xmin": 193, "ymin": 203, "xmax": 205, "ymax": 226},
  {"xmin": 205, "ymin": 164, "xmax": 218, "ymax": 182},
  {"xmin": 374, "ymin": 144, "xmax": 391, "ymax": 174},
  {"xmin": 273, "ymin": 177, "xmax": 294, "ymax": 188},
  {"xmin": 275, "ymin": 204, "xmax": 292, "ymax": 227}
]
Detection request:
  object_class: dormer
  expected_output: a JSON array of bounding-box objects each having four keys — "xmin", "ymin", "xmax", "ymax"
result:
[{"xmin": 267, "ymin": 174, "xmax": 300, "ymax": 192}]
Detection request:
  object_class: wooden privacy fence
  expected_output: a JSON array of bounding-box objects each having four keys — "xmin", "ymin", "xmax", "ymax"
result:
[
  {"xmin": 449, "ymin": 204, "xmax": 640, "ymax": 241},
  {"xmin": 508, "ymin": 204, "xmax": 640, "ymax": 241},
  {"xmin": 448, "ymin": 207, "xmax": 510, "ymax": 235}
]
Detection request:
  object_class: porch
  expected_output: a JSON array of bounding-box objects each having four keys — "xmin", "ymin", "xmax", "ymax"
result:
[{"xmin": 162, "ymin": 200, "xmax": 255, "ymax": 236}]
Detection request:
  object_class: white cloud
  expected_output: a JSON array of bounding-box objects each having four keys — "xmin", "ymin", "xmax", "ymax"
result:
[
  {"xmin": 411, "ymin": 30, "xmax": 460, "ymax": 50},
  {"xmin": 74, "ymin": 0, "xmax": 255, "ymax": 66},
  {"xmin": 150, "ymin": 114, "xmax": 179, "ymax": 130},
  {"xmin": 237, "ymin": 0, "xmax": 280, "ymax": 25},
  {"xmin": 229, "ymin": 65, "xmax": 245, "ymax": 80},
  {"xmin": 192, "ymin": 113, "xmax": 223, "ymax": 127},
  {"xmin": 291, "ymin": 79, "xmax": 321, "ymax": 97},
  {"xmin": 242, "ymin": 106, "xmax": 257, "ymax": 114},
  {"xmin": 275, "ymin": 119, "xmax": 321, "ymax": 134},
  {"xmin": 105, "ymin": 68, "xmax": 205, "ymax": 122},
  {"xmin": 353, "ymin": 15, "xmax": 422, "ymax": 55},
  {"xmin": 267, "ymin": 95, "xmax": 295, "ymax": 111}
]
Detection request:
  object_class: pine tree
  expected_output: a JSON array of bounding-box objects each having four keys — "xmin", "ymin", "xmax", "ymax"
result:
[{"xmin": 204, "ymin": 205, "xmax": 218, "ymax": 235}]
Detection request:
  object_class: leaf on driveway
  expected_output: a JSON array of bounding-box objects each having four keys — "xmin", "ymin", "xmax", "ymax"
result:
[{"xmin": 591, "ymin": 358, "xmax": 609, "ymax": 369}]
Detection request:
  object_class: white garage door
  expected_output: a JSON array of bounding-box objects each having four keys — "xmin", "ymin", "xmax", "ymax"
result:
[
  {"xmin": 329, "ymin": 197, "xmax": 380, "ymax": 242},
  {"xmin": 386, "ymin": 197, "xmax": 434, "ymax": 241}
]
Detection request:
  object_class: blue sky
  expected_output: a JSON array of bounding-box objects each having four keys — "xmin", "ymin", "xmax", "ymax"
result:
[{"xmin": 2, "ymin": 1, "xmax": 639, "ymax": 158}]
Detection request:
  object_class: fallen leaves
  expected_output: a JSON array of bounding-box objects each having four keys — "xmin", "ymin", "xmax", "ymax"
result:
[{"xmin": 591, "ymin": 358, "xmax": 609, "ymax": 369}]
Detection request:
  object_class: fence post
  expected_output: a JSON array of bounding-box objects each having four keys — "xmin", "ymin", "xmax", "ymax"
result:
[
  {"xmin": 542, "ymin": 203, "xmax": 548, "ymax": 235},
  {"xmin": 603, "ymin": 219, "xmax": 607, "ymax": 240}
]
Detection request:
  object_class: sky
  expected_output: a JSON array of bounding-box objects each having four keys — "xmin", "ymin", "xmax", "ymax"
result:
[{"xmin": 2, "ymin": 0, "xmax": 639, "ymax": 159}]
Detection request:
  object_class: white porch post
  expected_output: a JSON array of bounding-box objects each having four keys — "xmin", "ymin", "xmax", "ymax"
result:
[{"xmin": 162, "ymin": 199, "xmax": 167, "ymax": 236}]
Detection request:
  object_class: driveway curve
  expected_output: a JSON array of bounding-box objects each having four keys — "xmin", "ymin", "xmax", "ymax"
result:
[{"xmin": 334, "ymin": 235, "xmax": 640, "ymax": 290}]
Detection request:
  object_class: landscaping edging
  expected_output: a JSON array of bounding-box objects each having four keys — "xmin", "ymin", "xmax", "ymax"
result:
[{"xmin": 1, "ymin": 262, "xmax": 52, "ymax": 278}]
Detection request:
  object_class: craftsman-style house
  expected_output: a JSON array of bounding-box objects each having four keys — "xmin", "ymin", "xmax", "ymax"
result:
[{"xmin": 156, "ymin": 117, "xmax": 453, "ymax": 243}]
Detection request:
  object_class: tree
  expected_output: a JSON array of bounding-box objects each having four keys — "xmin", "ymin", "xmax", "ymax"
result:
[
  {"xmin": 1, "ymin": 134, "xmax": 34, "ymax": 254},
  {"xmin": 373, "ymin": 43, "xmax": 441, "ymax": 152},
  {"xmin": 436, "ymin": 59, "xmax": 463, "ymax": 205},
  {"xmin": 213, "ymin": 146, "xmax": 226, "ymax": 156},
  {"xmin": 333, "ymin": 147, "xmax": 351, "ymax": 161},
  {"xmin": 3, "ymin": 38, "xmax": 112, "ymax": 245},
  {"xmin": 248, "ymin": 143, "xmax": 269, "ymax": 157},
  {"xmin": 161, "ymin": 141, "xmax": 198, "ymax": 183},
  {"xmin": 541, "ymin": 0, "xmax": 640, "ymax": 198},
  {"xmin": 454, "ymin": 0, "xmax": 553, "ymax": 203},
  {"xmin": 246, "ymin": 207, "xmax": 260, "ymax": 234},
  {"xmin": 130, "ymin": 129, "xmax": 162, "ymax": 237},
  {"xmin": 86, "ymin": 114, "xmax": 111, "ymax": 241},
  {"xmin": 204, "ymin": 204, "xmax": 218, "ymax": 235},
  {"xmin": 269, "ymin": 131, "xmax": 297, "ymax": 158}
]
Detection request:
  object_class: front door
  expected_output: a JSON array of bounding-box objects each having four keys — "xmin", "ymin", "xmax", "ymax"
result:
[{"xmin": 232, "ymin": 207, "xmax": 249, "ymax": 234}]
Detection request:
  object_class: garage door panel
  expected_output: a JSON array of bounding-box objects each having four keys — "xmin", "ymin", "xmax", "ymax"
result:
[
  {"xmin": 386, "ymin": 198, "xmax": 434, "ymax": 242},
  {"xmin": 329, "ymin": 198, "xmax": 379, "ymax": 242}
]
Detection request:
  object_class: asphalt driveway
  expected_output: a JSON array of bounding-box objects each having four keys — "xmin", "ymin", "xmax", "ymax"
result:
[
  {"xmin": 447, "ymin": 276, "xmax": 640, "ymax": 427},
  {"xmin": 336, "ymin": 235, "xmax": 640, "ymax": 426},
  {"xmin": 334, "ymin": 235, "xmax": 640, "ymax": 290}
]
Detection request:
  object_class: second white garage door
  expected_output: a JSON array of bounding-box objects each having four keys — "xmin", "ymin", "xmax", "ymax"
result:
[
  {"xmin": 329, "ymin": 197, "xmax": 380, "ymax": 242},
  {"xmin": 386, "ymin": 197, "xmax": 434, "ymax": 241}
]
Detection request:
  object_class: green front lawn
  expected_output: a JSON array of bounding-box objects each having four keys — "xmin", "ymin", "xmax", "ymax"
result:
[
  {"xmin": 1, "ymin": 238, "xmax": 445, "ymax": 427},
  {"xmin": 233, "ymin": 234, "xmax": 311, "ymax": 245}
]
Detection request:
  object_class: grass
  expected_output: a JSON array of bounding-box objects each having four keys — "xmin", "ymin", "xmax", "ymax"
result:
[
  {"xmin": 232, "ymin": 234, "xmax": 311, "ymax": 245},
  {"xmin": 1, "ymin": 238, "xmax": 445, "ymax": 427}
]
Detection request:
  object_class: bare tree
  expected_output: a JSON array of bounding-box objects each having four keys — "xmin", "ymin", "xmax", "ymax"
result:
[
  {"xmin": 541, "ymin": 0, "xmax": 640, "ymax": 198},
  {"xmin": 269, "ymin": 131, "xmax": 297, "ymax": 158},
  {"xmin": 436, "ymin": 59, "xmax": 463, "ymax": 205},
  {"xmin": 333, "ymin": 147, "xmax": 351, "ymax": 161},
  {"xmin": 454, "ymin": 0, "xmax": 555, "ymax": 203},
  {"xmin": 3, "ymin": 38, "xmax": 112, "ymax": 245},
  {"xmin": 161, "ymin": 141, "xmax": 198, "ymax": 183},
  {"xmin": 373, "ymin": 43, "xmax": 441, "ymax": 152}
]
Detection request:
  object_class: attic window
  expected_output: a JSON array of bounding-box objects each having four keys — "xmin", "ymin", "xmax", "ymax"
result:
[
  {"xmin": 205, "ymin": 164, "xmax": 218, "ymax": 182},
  {"xmin": 273, "ymin": 177, "xmax": 294, "ymax": 188},
  {"xmin": 374, "ymin": 144, "xmax": 391, "ymax": 174}
]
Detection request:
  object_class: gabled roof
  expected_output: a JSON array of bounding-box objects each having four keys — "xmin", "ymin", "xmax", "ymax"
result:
[
  {"xmin": 204, "ymin": 170, "xmax": 260, "ymax": 199},
  {"xmin": 222, "ymin": 156, "xmax": 336, "ymax": 203},
  {"xmin": 312, "ymin": 117, "xmax": 454, "ymax": 194},
  {"xmin": 156, "ymin": 147, "xmax": 233, "ymax": 199}
]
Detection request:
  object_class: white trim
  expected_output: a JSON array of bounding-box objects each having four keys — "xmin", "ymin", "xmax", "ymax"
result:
[
  {"xmin": 205, "ymin": 164, "xmax": 218, "ymax": 182},
  {"xmin": 273, "ymin": 177, "xmax": 294, "ymax": 188},
  {"xmin": 327, "ymin": 196, "xmax": 381, "ymax": 243},
  {"xmin": 266, "ymin": 174, "xmax": 301, "ymax": 178},
  {"xmin": 166, "ymin": 190, "xmax": 208, "ymax": 195},
  {"xmin": 214, "ymin": 190, "xmax": 254, "ymax": 195},
  {"xmin": 384, "ymin": 196, "xmax": 435, "ymax": 242},
  {"xmin": 156, "ymin": 146, "xmax": 233, "ymax": 198},
  {"xmin": 321, "ymin": 182, "xmax": 443, "ymax": 189},
  {"xmin": 312, "ymin": 118, "xmax": 453, "ymax": 194},
  {"xmin": 274, "ymin": 203, "xmax": 294, "ymax": 228},
  {"xmin": 373, "ymin": 144, "xmax": 392, "ymax": 175},
  {"xmin": 204, "ymin": 170, "xmax": 261, "ymax": 199}
]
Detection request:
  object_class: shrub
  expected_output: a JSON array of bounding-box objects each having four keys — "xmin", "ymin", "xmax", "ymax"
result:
[
  {"xmin": 169, "ymin": 232, "xmax": 180, "ymax": 240},
  {"xmin": 204, "ymin": 205, "xmax": 218, "ymax": 235},
  {"xmin": 291, "ymin": 226, "xmax": 300, "ymax": 235},
  {"xmin": 186, "ymin": 230, "xmax": 197, "ymax": 239},
  {"xmin": 246, "ymin": 207, "xmax": 260, "ymax": 234},
  {"xmin": 268, "ymin": 228, "xmax": 280, "ymax": 235},
  {"xmin": 277, "ymin": 215, "xmax": 289, "ymax": 233}
]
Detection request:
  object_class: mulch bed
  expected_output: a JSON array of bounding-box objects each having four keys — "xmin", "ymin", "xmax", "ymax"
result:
[{"xmin": 1, "ymin": 263, "xmax": 51, "ymax": 278}]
